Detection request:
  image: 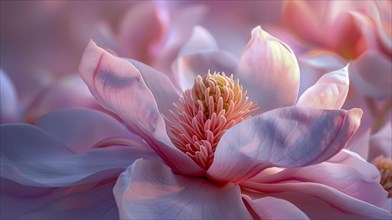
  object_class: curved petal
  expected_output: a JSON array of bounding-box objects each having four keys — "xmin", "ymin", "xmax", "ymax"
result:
[
  {"xmin": 207, "ymin": 106, "xmax": 362, "ymax": 184},
  {"xmin": 128, "ymin": 59, "xmax": 181, "ymax": 117},
  {"xmin": 297, "ymin": 64, "xmax": 349, "ymax": 109},
  {"xmin": 113, "ymin": 159, "xmax": 252, "ymax": 219},
  {"xmin": 178, "ymin": 26, "xmax": 218, "ymax": 56},
  {"xmin": 118, "ymin": 2, "xmax": 169, "ymax": 63},
  {"xmin": 281, "ymin": 1, "xmax": 322, "ymax": 47},
  {"xmin": 2, "ymin": 179, "xmax": 118, "ymax": 219},
  {"xmin": 248, "ymin": 149, "xmax": 387, "ymax": 207},
  {"xmin": 79, "ymin": 41, "xmax": 203, "ymax": 176},
  {"xmin": 241, "ymin": 181, "xmax": 391, "ymax": 219},
  {"xmin": 173, "ymin": 50, "xmax": 238, "ymax": 91},
  {"xmin": 242, "ymin": 196, "xmax": 309, "ymax": 219},
  {"xmin": 347, "ymin": 129, "xmax": 370, "ymax": 160},
  {"xmin": 35, "ymin": 108, "xmax": 140, "ymax": 153},
  {"xmin": 350, "ymin": 50, "xmax": 392, "ymax": 99},
  {"xmin": 237, "ymin": 26, "xmax": 300, "ymax": 112},
  {"xmin": 0, "ymin": 124, "xmax": 159, "ymax": 187},
  {"xmin": 0, "ymin": 69, "xmax": 20, "ymax": 123}
]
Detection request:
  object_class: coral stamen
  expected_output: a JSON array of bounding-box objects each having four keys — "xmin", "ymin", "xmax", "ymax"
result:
[{"xmin": 166, "ymin": 71, "xmax": 257, "ymax": 169}]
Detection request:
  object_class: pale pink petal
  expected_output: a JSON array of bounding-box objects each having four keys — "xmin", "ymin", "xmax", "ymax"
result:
[
  {"xmin": 173, "ymin": 50, "xmax": 238, "ymax": 91},
  {"xmin": 2, "ymin": 180, "xmax": 118, "ymax": 219},
  {"xmin": 79, "ymin": 41, "xmax": 203, "ymax": 176},
  {"xmin": 369, "ymin": 122, "xmax": 392, "ymax": 160},
  {"xmin": 36, "ymin": 109, "xmax": 141, "ymax": 154},
  {"xmin": 297, "ymin": 50, "xmax": 347, "ymax": 95},
  {"xmin": 207, "ymin": 106, "xmax": 362, "ymax": 183},
  {"xmin": 241, "ymin": 181, "xmax": 391, "ymax": 219},
  {"xmin": 118, "ymin": 2, "xmax": 169, "ymax": 63},
  {"xmin": 113, "ymin": 159, "xmax": 251, "ymax": 219},
  {"xmin": 249, "ymin": 149, "xmax": 386, "ymax": 207},
  {"xmin": 0, "ymin": 69, "xmax": 20, "ymax": 123},
  {"xmin": 25, "ymin": 74, "xmax": 100, "ymax": 122},
  {"xmin": 178, "ymin": 26, "xmax": 218, "ymax": 56},
  {"xmin": 1, "ymin": 124, "xmax": 159, "ymax": 187},
  {"xmin": 350, "ymin": 50, "xmax": 392, "ymax": 99},
  {"xmin": 297, "ymin": 65, "xmax": 349, "ymax": 109},
  {"xmin": 153, "ymin": 5, "xmax": 207, "ymax": 80},
  {"xmin": 237, "ymin": 26, "xmax": 300, "ymax": 112},
  {"xmin": 281, "ymin": 1, "xmax": 322, "ymax": 46},
  {"xmin": 242, "ymin": 196, "xmax": 309, "ymax": 219},
  {"xmin": 129, "ymin": 59, "xmax": 181, "ymax": 117},
  {"xmin": 171, "ymin": 26, "xmax": 237, "ymax": 91}
]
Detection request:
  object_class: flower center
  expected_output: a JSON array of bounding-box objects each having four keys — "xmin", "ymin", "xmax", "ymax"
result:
[
  {"xmin": 166, "ymin": 71, "xmax": 257, "ymax": 169},
  {"xmin": 373, "ymin": 156, "xmax": 392, "ymax": 198}
]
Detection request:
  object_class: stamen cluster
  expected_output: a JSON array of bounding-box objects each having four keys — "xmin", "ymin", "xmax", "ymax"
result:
[
  {"xmin": 374, "ymin": 156, "xmax": 392, "ymax": 198},
  {"xmin": 167, "ymin": 71, "xmax": 257, "ymax": 169}
]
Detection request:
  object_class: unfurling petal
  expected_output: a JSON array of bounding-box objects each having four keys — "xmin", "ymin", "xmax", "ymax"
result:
[
  {"xmin": 297, "ymin": 64, "xmax": 349, "ymax": 109},
  {"xmin": 172, "ymin": 26, "xmax": 238, "ymax": 91},
  {"xmin": 242, "ymin": 196, "xmax": 309, "ymax": 219},
  {"xmin": 208, "ymin": 106, "xmax": 362, "ymax": 183},
  {"xmin": 114, "ymin": 159, "xmax": 251, "ymax": 219},
  {"xmin": 248, "ymin": 150, "xmax": 387, "ymax": 208},
  {"xmin": 119, "ymin": 2, "xmax": 168, "ymax": 63},
  {"xmin": 79, "ymin": 40, "xmax": 203, "ymax": 176},
  {"xmin": 0, "ymin": 124, "xmax": 158, "ymax": 187},
  {"xmin": 237, "ymin": 26, "xmax": 300, "ymax": 112}
]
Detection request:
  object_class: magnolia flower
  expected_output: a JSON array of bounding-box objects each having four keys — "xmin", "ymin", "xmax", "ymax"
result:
[
  {"xmin": 280, "ymin": 0, "xmax": 392, "ymax": 103},
  {"xmin": 2, "ymin": 27, "xmax": 391, "ymax": 219}
]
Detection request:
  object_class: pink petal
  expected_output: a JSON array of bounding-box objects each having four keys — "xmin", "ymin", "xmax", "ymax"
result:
[
  {"xmin": 178, "ymin": 26, "xmax": 218, "ymax": 56},
  {"xmin": 36, "ymin": 108, "xmax": 141, "ymax": 154},
  {"xmin": 171, "ymin": 26, "xmax": 237, "ymax": 91},
  {"xmin": 350, "ymin": 50, "xmax": 392, "ymax": 99},
  {"xmin": 241, "ymin": 181, "xmax": 391, "ymax": 219},
  {"xmin": 281, "ymin": 1, "xmax": 322, "ymax": 46},
  {"xmin": 79, "ymin": 41, "xmax": 203, "ymax": 176},
  {"xmin": 129, "ymin": 59, "xmax": 181, "ymax": 117},
  {"xmin": 297, "ymin": 64, "xmax": 349, "ymax": 109},
  {"xmin": 242, "ymin": 196, "xmax": 309, "ymax": 219},
  {"xmin": 113, "ymin": 159, "xmax": 252, "ymax": 219},
  {"xmin": 118, "ymin": 2, "xmax": 169, "ymax": 63},
  {"xmin": 249, "ymin": 149, "xmax": 387, "ymax": 207},
  {"xmin": 0, "ymin": 70, "xmax": 20, "ymax": 123},
  {"xmin": 297, "ymin": 50, "xmax": 346, "ymax": 96},
  {"xmin": 237, "ymin": 26, "xmax": 300, "ymax": 112},
  {"xmin": 207, "ymin": 106, "xmax": 362, "ymax": 184},
  {"xmin": 2, "ymin": 180, "xmax": 118, "ymax": 219},
  {"xmin": 173, "ymin": 50, "xmax": 238, "ymax": 91},
  {"xmin": 1, "ymin": 124, "xmax": 159, "ymax": 187}
]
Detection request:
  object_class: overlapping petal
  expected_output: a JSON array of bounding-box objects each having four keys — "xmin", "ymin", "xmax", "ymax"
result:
[
  {"xmin": 242, "ymin": 196, "xmax": 309, "ymax": 219},
  {"xmin": 0, "ymin": 124, "xmax": 158, "ymax": 187},
  {"xmin": 114, "ymin": 159, "xmax": 251, "ymax": 219},
  {"xmin": 35, "ymin": 108, "xmax": 140, "ymax": 153},
  {"xmin": 2, "ymin": 179, "xmax": 118, "ymax": 219},
  {"xmin": 297, "ymin": 64, "xmax": 349, "ymax": 109},
  {"xmin": 237, "ymin": 26, "xmax": 300, "ymax": 112},
  {"xmin": 208, "ymin": 106, "xmax": 362, "ymax": 183},
  {"xmin": 79, "ymin": 40, "xmax": 203, "ymax": 176}
]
